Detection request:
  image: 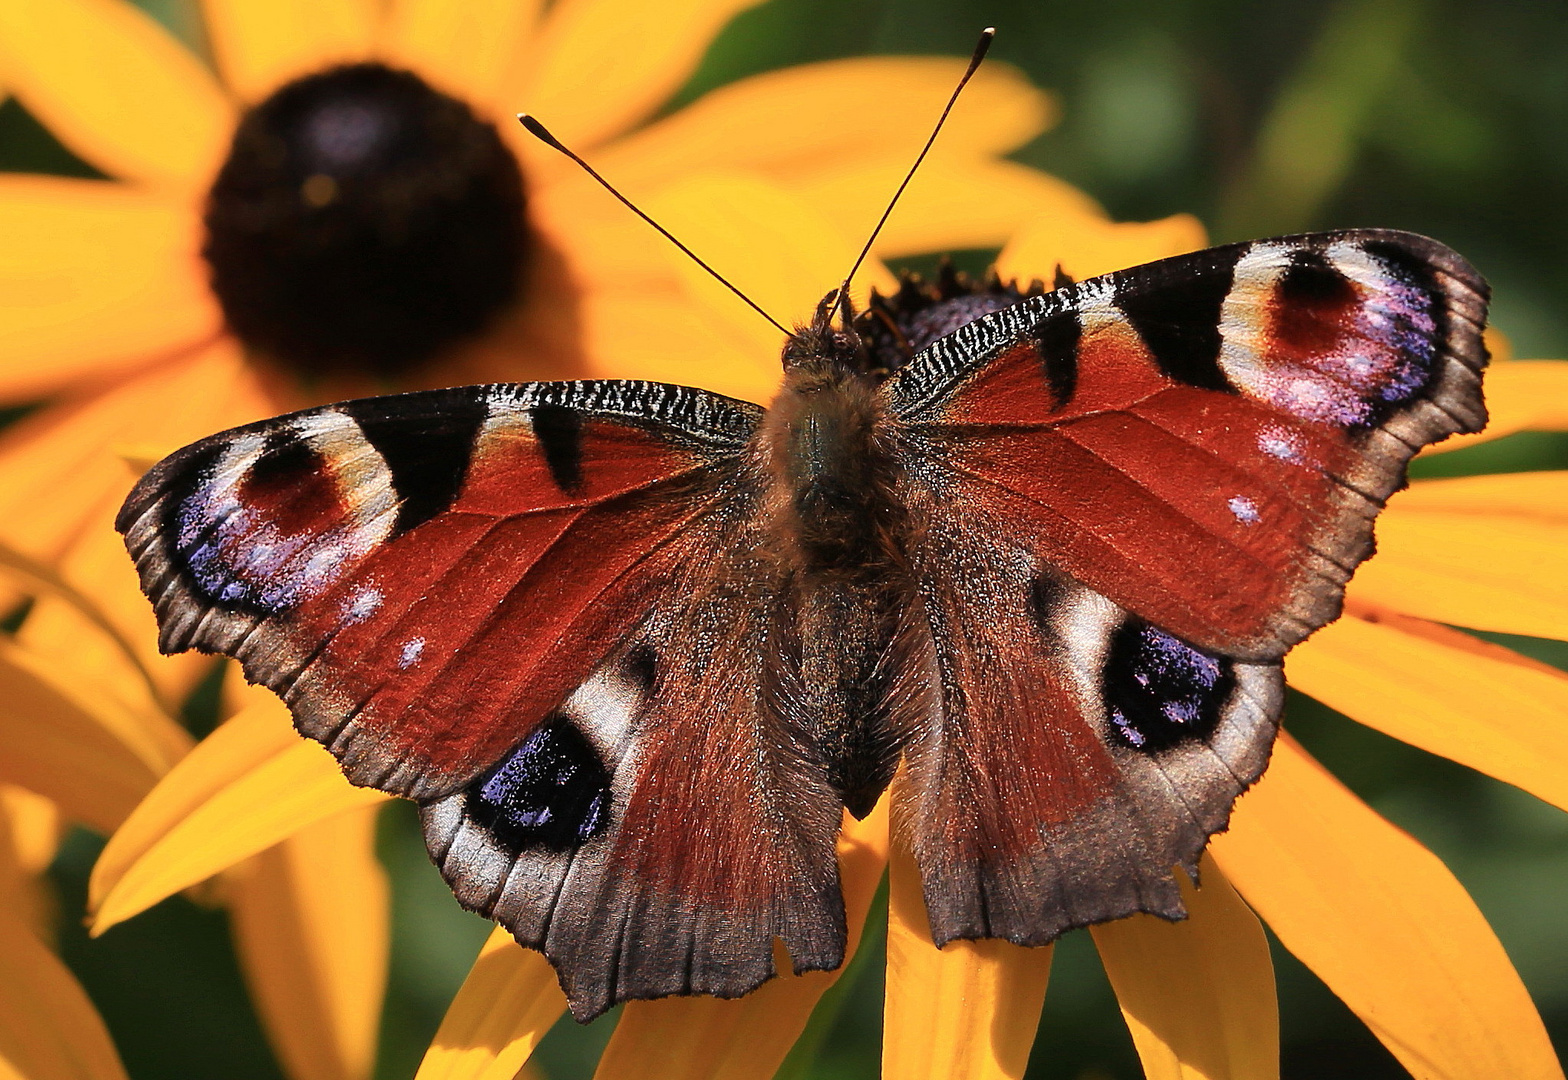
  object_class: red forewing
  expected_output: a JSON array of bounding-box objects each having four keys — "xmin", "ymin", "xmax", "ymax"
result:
[
  {"xmin": 117, "ymin": 381, "xmax": 758, "ymax": 799},
  {"xmin": 890, "ymin": 230, "xmax": 1488, "ymax": 660}
]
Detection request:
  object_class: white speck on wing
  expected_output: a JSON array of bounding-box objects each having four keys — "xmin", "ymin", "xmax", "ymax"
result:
[
  {"xmin": 398, "ymin": 637, "xmax": 426, "ymax": 669},
  {"xmin": 1228, "ymin": 495, "xmax": 1261, "ymax": 525}
]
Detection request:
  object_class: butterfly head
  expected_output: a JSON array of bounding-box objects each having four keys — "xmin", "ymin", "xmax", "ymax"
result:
[{"xmin": 780, "ymin": 290, "xmax": 883, "ymax": 383}]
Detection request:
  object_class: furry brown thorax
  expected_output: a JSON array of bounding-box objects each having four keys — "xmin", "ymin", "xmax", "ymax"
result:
[
  {"xmin": 767, "ymin": 296, "xmax": 900, "ymax": 578},
  {"xmin": 766, "ymin": 273, "xmax": 1041, "ymax": 578}
]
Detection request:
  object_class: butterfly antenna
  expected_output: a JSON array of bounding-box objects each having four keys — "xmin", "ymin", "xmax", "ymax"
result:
[
  {"xmin": 831, "ymin": 27, "xmax": 995, "ymax": 326},
  {"xmin": 518, "ymin": 114, "xmax": 792, "ymax": 338}
]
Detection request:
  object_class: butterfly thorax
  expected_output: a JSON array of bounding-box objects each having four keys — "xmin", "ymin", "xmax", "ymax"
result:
[{"xmin": 767, "ymin": 321, "xmax": 905, "ymax": 578}]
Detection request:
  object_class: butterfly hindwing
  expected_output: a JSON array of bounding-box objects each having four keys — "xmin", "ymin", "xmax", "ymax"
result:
[
  {"xmin": 895, "ymin": 489, "xmax": 1283, "ymax": 942},
  {"xmin": 423, "ymin": 534, "xmax": 848, "ymax": 1020},
  {"xmin": 887, "ymin": 228, "xmax": 1487, "ymax": 942}
]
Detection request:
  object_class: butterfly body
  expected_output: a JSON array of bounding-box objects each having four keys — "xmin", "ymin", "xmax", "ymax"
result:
[{"xmin": 120, "ymin": 230, "xmax": 1488, "ymax": 1019}]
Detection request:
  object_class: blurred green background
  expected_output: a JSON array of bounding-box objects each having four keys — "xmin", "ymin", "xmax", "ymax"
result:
[{"xmin": 5, "ymin": 1, "xmax": 1567, "ymax": 1078}]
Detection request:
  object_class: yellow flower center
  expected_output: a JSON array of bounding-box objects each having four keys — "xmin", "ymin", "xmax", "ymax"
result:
[{"xmin": 202, "ymin": 63, "xmax": 528, "ymax": 381}]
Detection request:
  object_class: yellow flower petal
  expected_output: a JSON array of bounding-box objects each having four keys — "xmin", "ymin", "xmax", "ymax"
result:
[
  {"xmin": 1385, "ymin": 469, "xmax": 1568, "ymax": 523},
  {"xmin": 0, "ymin": 0, "xmax": 233, "ymax": 189},
  {"xmin": 512, "ymin": 0, "xmax": 762, "ymax": 151},
  {"xmin": 1210, "ymin": 734, "xmax": 1562, "ymax": 1080},
  {"xmin": 202, "ymin": 0, "xmax": 378, "ymax": 103},
  {"xmin": 1426, "ymin": 359, "xmax": 1568, "ymax": 454},
  {"xmin": 0, "ymin": 177, "xmax": 219, "ymax": 403},
  {"xmin": 1090, "ymin": 854, "xmax": 1278, "ymax": 1080},
  {"xmin": 995, "ymin": 211, "xmax": 1210, "ymax": 284},
  {"xmin": 596, "ymin": 58, "xmax": 1054, "ymax": 190},
  {"xmin": 0, "ymin": 340, "xmax": 256, "ymax": 567},
  {"xmin": 0, "ymin": 785, "xmax": 60, "ymax": 878},
  {"xmin": 0, "ymin": 339, "xmax": 275, "ymax": 699},
  {"xmin": 1287, "ymin": 609, "xmax": 1568, "ymax": 815},
  {"xmin": 1, "ymin": 785, "xmax": 62, "ymax": 941},
  {"xmin": 413, "ymin": 928, "xmax": 566, "ymax": 1080},
  {"xmin": 89, "ymin": 688, "xmax": 387, "ymax": 934},
  {"xmin": 642, "ymin": 173, "xmax": 895, "ymax": 365},
  {"xmin": 0, "ymin": 541, "xmax": 162, "ymax": 709},
  {"xmin": 0, "ymin": 901, "xmax": 129, "ymax": 1080},
  {"xmin": 1348, "ymin": 500, "xmax": 1568, "ymax": 641},
  {"xmin": 883, "ymin": 840, "xmax": 1052, "ymax": 1080},
  {"xmin": 229, "ymin": 805, "xmax": 390, "ymax": 1080},
  {"xmin": 382, "ymin": 0, "xmax": 543, "ymax": 111},
  {"xmin": 576, "ymin": 290, "xmax": 780, "ymax": 403},
  {"xmin": 797, "ymin": 159, "xmax": 1105, "ymax": 261},
  {"xmin": 592, "ymin": 802, "xmax": 889, "ymax": 1080},
  {"xmin": 0, "ymin": 636, "xmax": 188, "ymax": 836}
]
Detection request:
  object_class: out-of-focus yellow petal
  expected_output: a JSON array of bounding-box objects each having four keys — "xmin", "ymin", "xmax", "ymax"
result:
[
  {"xmin": 0, "ymin": 898, "xmax": 129, "ymax": 1080},
  {"xmin": 413, "ymin": 928, "xmax": 566, "ymax": 1080},
  {"xmin": 797, "ymin": 160, "xmax": 1105, "ymax": 261},
  {"xmin": 0, "ymin": 785, "xmax": 61, "ymax": 942},
  {"xmin": 1383, "ymin": 470, "xmax": 1568, "ymax": 523},
  {"xmin": 510, "ymin": 0, "xmax": 762, "ymax": 151},
  {"xmin": 1483, "ymin": 327, "xmax": 1514, "ymax": 364},
  {"xmin": 0, "ymin": 340, "xmax": 259, "ymax": 569},
  {"xmin": 0, "ymin": 636, "xmax": 189, "ymax": 836},
  {"xmin": 0, "ymin": 339, "xmax": 275, "ymax": 700},
  {"xmin": 0, "ymin": 786, "xmax": 59, "ymax": 878},
  {"xmin": 1426, "ymin": 359, "xmax": 1568, "ymax": 454},
  {"xmin": 1210, "ymin": 735, "xmax": 1563, "ymax": 1080},
  {"xmin": 0, "ymin": 178, "xmax": 219, "ymax": 403},
  {"xmin": 0, "ymin": 0, "xmax": 232, "ymax": 190},
  {"xmin": 1287, "ymin": 608, "xmax": 1568, "ymax": 815},
  {"xmin": 995, "ymin": 210, "xmax": 1209, "ymax": 284},
  {"xmin": 89, "ymin": 688, "xmax": 387, "ymax": 933},
  {"xmin": 0, "ymin": 541, "xmax": 162, "ymax": 709},
  {"xmin": 595, "ymin": 59, "xmax": 1053, "ymax": 190},
  {"xmin": 592, "ymin": 802, "xmax": 890, "ymax": 1080},
  {"xmin": 201, "ymin": 0, "xmax": 377, "ymax": 103},
  {"xmin": 642, "ymin": 174, "xmax": 894, "ymax": 368},
  {"xmin": 1091, "ymin": 854, "xmax": 1278, "ymax": 1080},
  {"xmin": 577, "ymin": 287, "xmax": 777, "ymax": 403},
  {"xmin": 382, "ymin": 0, "xmax": 543, "ymax": 110},
  {"xmin": 1347, "ymin": 496, "xmax": 1568, "ymax": 642},
  {"xmin": 229, "ymin": 805, "xmax": 389, "ymax": 1080},
  {"xmin": 883, "ymin": 841, "xmax": 1052, "ymax": 1080}
]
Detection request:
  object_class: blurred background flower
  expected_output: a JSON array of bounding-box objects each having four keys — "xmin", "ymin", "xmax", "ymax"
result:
[{"xmin": 0, "ymin": 1, "xmax": 1566, "ymax": 1079}]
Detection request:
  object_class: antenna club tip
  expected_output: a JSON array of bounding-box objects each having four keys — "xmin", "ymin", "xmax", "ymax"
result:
[{"xmin": 516, "ymin": 114, "xmax": 566, "ymax": 152}]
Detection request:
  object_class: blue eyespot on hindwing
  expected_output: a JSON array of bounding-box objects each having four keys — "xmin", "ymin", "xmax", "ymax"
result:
[
  {"xmin": 1102, "ymin": 618, "xmax": 1235, "ymax": 753},
  {"xmin": 465, "ymin": 718, "xmax": 612, "ymax": 852}
]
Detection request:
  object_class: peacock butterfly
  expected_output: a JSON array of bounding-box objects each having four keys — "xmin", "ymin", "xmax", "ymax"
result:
[
  {"xmin": 115, "ymin": 30, "xmax": 1488, "ymax": 1025},
  {"xmin": 117, "ymin": 228, "xmax": 1487, "ymax": 1020}
]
